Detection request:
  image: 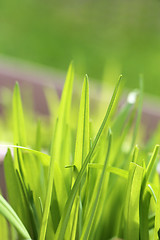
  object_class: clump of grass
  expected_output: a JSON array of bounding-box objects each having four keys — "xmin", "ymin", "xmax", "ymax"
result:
[{"xmin": 0, "ymin": 63, "xmax": 160, "ymax": 240}]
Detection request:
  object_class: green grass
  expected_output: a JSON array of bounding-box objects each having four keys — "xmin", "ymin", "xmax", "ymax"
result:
[
  {"xmin": 0, "ymin": 64, "xmax": 160, "ymax": 239},
  {"xmin": 0, "ymin": 0, "xmax": 160, "ymax": 95}
]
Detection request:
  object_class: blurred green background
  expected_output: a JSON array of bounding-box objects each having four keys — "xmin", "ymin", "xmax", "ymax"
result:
[{"xmin": 0, "ymin": 0, "xmax": 160, "ymax": 95}]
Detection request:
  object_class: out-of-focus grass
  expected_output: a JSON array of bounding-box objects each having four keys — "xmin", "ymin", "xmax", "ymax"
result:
[{"xmin": 0, "ymin": 0, "xmax": 160, "ymax": 95}]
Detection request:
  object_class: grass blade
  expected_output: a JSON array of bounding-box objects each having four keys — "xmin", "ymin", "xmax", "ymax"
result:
[
  {"xmin": 0, "ymin": 195, "xmax": 31, "ymax": 239},
  {"xmin": 154, "ymin": 183, "xmax": 160, "ymax": 239},
  {"xmin": 80, "ymin": 129, "xmax": 112, "ymax": 239},
  {"xmin": 13, "ymin": 82, "xmax": 27, "ymax": 147},
  {"xmin": 71, "ymin": 75, "xmax": 90, "ymax": 239},
  {"xmin": 124, "ymin": 162, "xmax": 144, "ymax": 240},
  {"xmin": 55, "ymin": 75, "xmax": 122, "ymax": 240},
  {"xmin": 39, "ymin": 63, "xmax": 74, "ymax": 240}
]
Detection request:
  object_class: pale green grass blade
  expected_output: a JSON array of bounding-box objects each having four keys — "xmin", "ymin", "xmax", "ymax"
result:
[
  {"xmin": 39, "ymin": 64, "xmax": 74, "ymax": 240},
  {"xmin": 88, "ymin": 164, "xmax": 128, "ymax": 179},
  {"xmin": 0, "ymin": 144, "xmax": 50, "ymax": 166},
  {"xmin": 0, "ymin": 195, "xmax": 31, "ymax": 239},
  {"xmin": 55, "ymin": 75, "xmax": 122, "ymax": 240},
  {"xmin": 0, "ymin": 189, "xmax": 9, "ymax": 240},
  {"xmin": 147, "ymin": 184, "xmax": 157, "ymax": 203},
  {"xmin": 80, "ymin": 129, "xmax": 112, "ymax": 240},
  {"xmin": 124, "ymin": 162, "xmax": 144, "ymax": 240},
  {"xmin": 13, "ymin": 82, "xmax": 27, "ymax": 147}
]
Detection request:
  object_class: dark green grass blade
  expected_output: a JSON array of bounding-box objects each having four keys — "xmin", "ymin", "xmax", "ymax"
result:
[
  {"xmin": 55, "ymin": 75, "xmax": 122, "ymax": 240},
  {"xmin": 0, "ymin": 194, "xmax": 31, "ymax": 239}
]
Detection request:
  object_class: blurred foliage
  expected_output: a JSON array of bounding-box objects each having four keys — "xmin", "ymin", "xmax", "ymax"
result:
[{"xmin": 0, "ymin": 0, "xmax": 160, "ymax": 95}]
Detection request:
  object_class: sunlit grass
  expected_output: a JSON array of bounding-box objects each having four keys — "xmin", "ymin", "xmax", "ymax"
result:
[{"xmin": 0, "ymin": 64, "xmax": 160, "ymax": 239}]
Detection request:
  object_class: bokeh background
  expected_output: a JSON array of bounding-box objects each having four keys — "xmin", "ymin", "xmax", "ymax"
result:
[{"xmin": 0, "ymin": 0, "xmax": 160, "ymax": 95}]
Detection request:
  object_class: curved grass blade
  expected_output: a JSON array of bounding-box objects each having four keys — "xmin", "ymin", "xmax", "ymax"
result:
[
  {"xmin": 0, "ymin": 144, "xmax": 50, "ymax": 166},
  {"xmin": 0, "ymin": 194, "xmax": 31, "ymax": 239},
  {"xmin": 55, "ymin": 75, "xmax": 122, "ymax": 240}
]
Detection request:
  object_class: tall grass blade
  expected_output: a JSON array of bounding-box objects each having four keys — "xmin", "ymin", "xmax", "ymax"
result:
[
  {"xmin": 39, "ymin": 63, "xmax": 74, "ymax": 240},
  {"xmin": 71, "ymin": 75, "xmax": 90, "ymax": 239},
  {"xmin": 55, "ymin": 75, "xmax": 122, "ymax": 240}
]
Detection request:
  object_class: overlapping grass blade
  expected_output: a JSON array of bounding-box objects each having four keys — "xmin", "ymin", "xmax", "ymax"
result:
[
  {"xmin": 55, "ymin": 75, "xmax": 122, "ymax": 240},
  {"xmin": 0, "ymin": 194, "xmax": 31, "ymax": 239}
]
